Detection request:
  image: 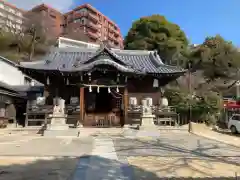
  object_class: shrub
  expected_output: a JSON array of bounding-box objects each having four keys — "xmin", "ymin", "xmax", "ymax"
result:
[{"xmin": 164, "ymin": 88, "xmax": 223, "ymax": 125}]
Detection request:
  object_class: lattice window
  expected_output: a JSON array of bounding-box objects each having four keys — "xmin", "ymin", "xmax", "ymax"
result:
[{"xmin": 115, "ymin": 99, "xmax": 122, "ymax": 109}]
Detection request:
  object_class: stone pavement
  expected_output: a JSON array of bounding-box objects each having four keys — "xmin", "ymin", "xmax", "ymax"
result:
[
  {"xmin": 72, "ymin": 137, "xmax": 132, "ymax": 180},
  {"xmin": 0, "ymin": 131, "xmax": 239, "ymax": 179}
]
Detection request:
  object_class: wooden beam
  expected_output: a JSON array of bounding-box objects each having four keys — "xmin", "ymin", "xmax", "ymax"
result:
[
  {"xmin": 123, "ymin": 87, "xmax": 128, "ymax": 126},
  {"xmin": 79, "ymin": 87, "xmax": 84, "ymax": 127}
]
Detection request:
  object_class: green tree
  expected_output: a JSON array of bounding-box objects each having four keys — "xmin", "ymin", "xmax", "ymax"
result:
[
  {"xmin": 124, "ymin": 15, "xmax": 189, "ymax": 66},
  {"xmin": 0, "ymin": 31, "xmax": 14, "ymax": 51},
  {"xmin": 190, "ymin": 35, "xmax": 240, "ymax": 81},
  {"xmin": 0, "ymin": 30, "xmax": 23, "ymax": 61}
]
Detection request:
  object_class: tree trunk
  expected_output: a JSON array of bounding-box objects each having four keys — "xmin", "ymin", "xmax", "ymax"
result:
[{"xmin": 29, "ymin": 30, "xmax": 36, "ymax": 61}]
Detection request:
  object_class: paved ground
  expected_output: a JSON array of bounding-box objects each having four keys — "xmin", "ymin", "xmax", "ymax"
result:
[
  {"xmin": 113, "ymin": 133, "xmax": 240, "ymax": 178},
  {"xmin": 0, "ymin": 135, "xmax": 93, "ymax": 156},
  {"xmin": 0, "ymin": 132, "xmax": 239, "ymax": 179},
  {"xmin": 191, "ymin": 123, "xmax": 240, "ymax": 147}
]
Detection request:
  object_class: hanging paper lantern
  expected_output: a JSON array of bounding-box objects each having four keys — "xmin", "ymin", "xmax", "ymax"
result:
[
  {"xmin": 117, "ymin": 74, "xmax": 120, "ymax": 82},
  {"xmin": 30, "ymin": 80, "xmax": 35, "ymax": 86},
  {"xmin": 89, "ymin": 85, "xmax": 92, "ymax": 92},
  {"xmin": 97, "ymin": 86, "xmax": 100, "ymax": 93},
  {"xmin": 236, "ymin": 81, "xmax": 240, "ymax": 86},
  {"xmin": 125, "ymin": 76, "xmax": 128, "ymax": 83},
  {"xmin": 116, "ymin": 86, "xmax": 119, "ymax": 93},
  {"xmin": 66, "ymin": 78, "xmax": 69, "ymax": 85},
  {"xmin": 46, "ymin": 76, "xmax": 50, "ymax": 85},
  {"xmin": 88, "ymin": 72, "xmax": 91, "ymax": 81},
  {"xmin": 108, "ymin": 87, "xmax": 111, "ymax": 93},
  {"xmin": 153, "ymin": 79, "xmax": 159, "ymax": 88},
  {"xmin": 80, "ymin": 75, "xmax": 83, "ymax": 81}
]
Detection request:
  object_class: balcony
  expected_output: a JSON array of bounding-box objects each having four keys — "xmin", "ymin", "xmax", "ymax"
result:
[
  {"xmin": 113, "ymin": 28, "xmax": 119, "ymax": 34},
  {"xmin": 114, "ymin": 32, "xmax": 119, "ymax": 38},
  {"xmin": 74, "ymin": 12, "xmax": 88, "ymax": 19},
  {"xmin": 109, "ymin": 25, "xmax": 119, "ymax": 35},
  {"xmin": 108, "ymin": 33, "xmax": 115, "ymax": 41},
  {"xmin": 108, "ymin": 26, "xmax": 114, "ymax": 33},
  {"xmin": 87, "ymin": 21, "xmax": 98, "ymax": 31},
  {"xmin": 113, "ymin": 38, "xmax": 120, "ymax": 45},
  {"xmin": 88, "ymin": 12, "xmax": 98, "ymax": 22},
  {"xmin": 87, "ymin": 31, "xmax": 99, "ymax": 40}
]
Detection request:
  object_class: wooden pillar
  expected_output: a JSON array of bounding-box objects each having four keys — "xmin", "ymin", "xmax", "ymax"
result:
[
  {"xmin": 79, "ymin": 87, "xmax": 84, "ymax": 127},
  {"xmin": 123, "ymin": 87, "xmax": 128, "ymax": 126}
]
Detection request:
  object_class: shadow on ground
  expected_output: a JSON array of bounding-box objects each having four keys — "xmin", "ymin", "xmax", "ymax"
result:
[
  {"xmin": 0, "ymin": 155, "xmax": 239, "ymax": 180},
  {"xmin": 113, "ymin": 136, "xmax": 240, "ymax": 178}
]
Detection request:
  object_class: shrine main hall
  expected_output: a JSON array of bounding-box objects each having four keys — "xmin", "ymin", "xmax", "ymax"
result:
[{"xmin": 18, "ymin": 44, "xmax": 185, "ymax": 130}]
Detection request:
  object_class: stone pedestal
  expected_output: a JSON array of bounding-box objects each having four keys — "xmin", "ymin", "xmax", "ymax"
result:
[
  {"xmin": 139, "ymin": 99, "xmax": 158, "ymax": 131},
  {"xmin": 138, "ymin": 113, "xmax": 159, "ymax": 138},
  {"xmin": 141, "ymin": 114, "xmax": 156, "ymax": 128},
  {"xmin": 47, "ymin": 113, "xmax": 68, "ymax": 130},
  {"xmin": 44, "ymin": 105, "xmax": 79, "ymax": 137}
]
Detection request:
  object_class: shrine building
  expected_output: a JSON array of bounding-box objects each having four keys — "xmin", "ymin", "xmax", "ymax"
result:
[{"xmin": 18, "ymin": 44, "xmax": 186, "ymax": 128}]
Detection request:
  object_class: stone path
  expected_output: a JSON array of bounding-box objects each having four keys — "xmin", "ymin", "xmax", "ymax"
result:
[{"xmin": 72, "ymin": 137, "xmax": 132, "ymax": 180}]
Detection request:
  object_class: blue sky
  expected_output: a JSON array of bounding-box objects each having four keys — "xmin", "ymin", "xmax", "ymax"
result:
[{"xmin": 72, "ymin": 0, "xmax": 240, "ymax": 46}]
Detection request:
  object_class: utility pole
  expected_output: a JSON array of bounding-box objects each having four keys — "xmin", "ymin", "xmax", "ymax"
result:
[
  {"xmin": 236, "ymin": 70, "xmax": 240, "ymax": 99},
  {"xmin": 188, "ymin": 61, "xmax": 192, "ymax": 132}
]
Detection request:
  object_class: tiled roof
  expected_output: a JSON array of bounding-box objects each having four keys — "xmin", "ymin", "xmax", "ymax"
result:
[
  {"xmin": 19, "ymin": 46, "xmax": 186, "ymax": 75},
  {"xmin": 0, "ymin": 81, "xmax": 23, "ymax": 97}
]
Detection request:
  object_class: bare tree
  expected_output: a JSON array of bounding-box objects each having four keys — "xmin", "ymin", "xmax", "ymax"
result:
[{"xmin": 23, "ymin": 11, "xmax": 56, "ymax": 60}]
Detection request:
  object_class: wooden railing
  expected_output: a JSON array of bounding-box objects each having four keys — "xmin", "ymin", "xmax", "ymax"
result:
[
  {"xmin": 25, "ymin": 105, "xmax": 53, "ymax": 126},
  {"xmin": 84, "ymin": 112, "xmax": 121, "ymax": 127},
  {"xmin": 127, "ymin": 105, "xmax": 180, "ymax": 126}
]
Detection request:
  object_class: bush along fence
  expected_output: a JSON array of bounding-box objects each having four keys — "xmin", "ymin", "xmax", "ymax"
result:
[{"xmin": 164, "ymin": 88, "xmax": 223, "ymax": 127}]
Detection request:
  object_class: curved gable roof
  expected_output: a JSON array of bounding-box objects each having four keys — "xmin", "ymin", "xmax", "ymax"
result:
[
  {"xmin": 19, "ymin": 46, "xmax": 186, "ymax": 74},
  {"xmin": 0, "ymin": 56, "xmax": 17, "ymax": 67}
]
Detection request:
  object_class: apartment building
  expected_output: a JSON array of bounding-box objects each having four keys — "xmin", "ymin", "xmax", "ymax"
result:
[
  {"xmin": 0, "ymin": 0, "xmax": 24, "ymax": 32},
  {"xmin": 30, "ymin": 4, "xmax": 64, "ymax": 38},
  {"xmin": 64, "ymin": 4, "xmax": 123, "ymax": 48},
  {"xmin": 0, "ymin": 1, "xmax": 123, "ymax": 48}
]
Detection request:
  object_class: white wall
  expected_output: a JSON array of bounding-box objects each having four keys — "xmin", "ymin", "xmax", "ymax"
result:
[
  {"xmin": 0, "ymin": 59, "xmax": 30, "ymax": 86},
  {"xmin": 58, "ymin": 37, "xmax": 99, "ymax": 49}
]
